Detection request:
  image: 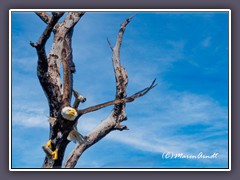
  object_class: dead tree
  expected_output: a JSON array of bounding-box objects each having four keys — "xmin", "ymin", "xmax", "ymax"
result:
[{"xmin": 30, "ymin": 11, "xmax": 157, "ymax": 168}]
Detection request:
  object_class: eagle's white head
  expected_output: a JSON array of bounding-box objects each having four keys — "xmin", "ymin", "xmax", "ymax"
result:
[{"xmin": 61, "ymin": 106, "xmax": 78, "ymax": 121}]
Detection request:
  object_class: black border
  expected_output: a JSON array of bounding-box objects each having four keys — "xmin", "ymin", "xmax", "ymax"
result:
[{"xmin": 1, "ymin": 0, "xmax": 239, "ymax": 179}]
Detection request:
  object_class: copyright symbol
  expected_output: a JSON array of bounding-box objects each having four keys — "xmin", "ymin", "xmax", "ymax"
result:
[
  {"xmin": 162, "ymin": 152, "xmax": 172, "ymax": 159},
  {"xmin": 165, "ymin": 152, "xmax": 171, "ymax": 159}
]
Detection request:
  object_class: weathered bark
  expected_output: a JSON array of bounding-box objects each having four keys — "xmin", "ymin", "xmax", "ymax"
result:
[
  {"xmin": 35, "ymin": 12, "xmax": 51, "ymax": 24},
  {"xmin": 32, "ymin": 12, "xmax": 156, "ymax": 168},
  {"xmin": 64, "ymin": 16, "xmax": 157, "ymax": 168},
  {"xmin": 62, "ymin": 28, "xmax": 74, "ymax": 107},
  {"xmin": 72, "ymin": 89, "xmax": 86, "ymax": 109},
  {"xmin": 44, "ymin": 12, "xmax": 85, "ymax": 168},
  {"xmin": 30, "ymin": 12, "xmax": 64, "ymax": 117},
  {"xmin": 77, "ymin": 82, "xmax": 157, "ymax": 116},
  {"xmin": 31, "ymin": 12, "xmax": 85, "ymax": 168}
]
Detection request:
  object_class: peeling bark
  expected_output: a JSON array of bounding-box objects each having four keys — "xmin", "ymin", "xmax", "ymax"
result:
[
  {"xmin": 62, "ymin": 28, "xmax": 74, "ymax": 107},
  {"xmin": 32, "ymin": 12, "xmax": 156, "ymax": 168},
  {"xmin": 31, "ymin": 12, "xmax": 85, "ymax": 168},
  {"xmin": 35, "ymin": 12, "xmax": 51, "ymax": 24},
  {"xmin": 30, "ymin": 12, "xmax": 64, "ymax": 117},
  {"xmin": 63, "ymin": 16, "xmax": 156, "ymax": 168}
]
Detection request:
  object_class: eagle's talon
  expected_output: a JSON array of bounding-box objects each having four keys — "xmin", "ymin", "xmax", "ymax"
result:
[
  {"xmin": 52, "ymin": 149, "xmax": 58, "ymax": 160},
  {"xmin": 45, "ymin": 139, "xmax": 52, "ymax": 149}
]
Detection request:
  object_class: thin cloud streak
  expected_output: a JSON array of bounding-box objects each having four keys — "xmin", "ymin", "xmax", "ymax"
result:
[
  {"xmin": 11, "ymin": 12, "xmax": 229, "ymax": 168},
  {"xmin": 12, "ymin": 90, "xmax": 228, "ymax": 165}
]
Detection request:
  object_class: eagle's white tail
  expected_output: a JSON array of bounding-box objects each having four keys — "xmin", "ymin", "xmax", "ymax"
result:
[{"xmin": 67, "ymin": 130, "xmax": 87, "ymax": 144}]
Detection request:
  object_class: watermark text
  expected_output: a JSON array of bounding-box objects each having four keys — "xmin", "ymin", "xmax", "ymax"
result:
[{"xmin": 162, "ymin": 152, "xmax": 219, "ymax": 159}]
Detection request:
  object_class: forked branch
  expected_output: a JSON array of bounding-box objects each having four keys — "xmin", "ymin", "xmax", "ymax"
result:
[
  {"xmin": 33, "ymin": 12, "xmax": 86, "ymax": 168},
  {"xmin": 35, "ymin": 12, "xmax": 51, "ymax": 24},
  {"xmin": 30, "ymin": 12, "xmax": 64, "ymax": 48},
  {"xmin": 30, "ymin": 12, "xmax": 64, "ymax": 117},
  {"xmin": 60, "ymin": 12, "xmax": 85, "ymax": 107},
  {"xmin": 64, "ymin": 15, "xmax": 156, "ymax": 168},
  {"xmin": 61, "ymin": 30, "xmax": 74, "ymax": 107},
  {"xmin": 72, "ymin": 89, "xmax": 86, "ymax": 109},
  {"xmin": 77, "ymin": 79, "xmax": 157, "ymax": 116}
]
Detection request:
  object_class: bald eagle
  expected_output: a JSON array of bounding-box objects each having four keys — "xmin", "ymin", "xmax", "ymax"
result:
[
  {"xmin": 61, "ymin": 106, "xmax": 86, "ymax": 143},
  {"xmin": 61, "ymin": 106, "xmax": 78, "ymax": 121},
  {"xmin": 45, "ymin": 106, "xmax": 86, "ymax": 160}
]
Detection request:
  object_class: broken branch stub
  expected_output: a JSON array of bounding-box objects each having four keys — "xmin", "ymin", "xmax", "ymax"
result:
[{"xmin": 64, "ymin": 15, "xmax": 156, "ymax": 168}]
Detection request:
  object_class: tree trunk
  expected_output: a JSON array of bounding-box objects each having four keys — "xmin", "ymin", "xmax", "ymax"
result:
[{"xmin": 30, "ymin": 12, "xmax": 156, "ymax": 168}]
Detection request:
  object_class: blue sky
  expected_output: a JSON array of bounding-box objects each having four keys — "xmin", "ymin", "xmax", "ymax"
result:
[{"xmin": 11, "ymin": 11, "xmax": 229, "ymax": 169}]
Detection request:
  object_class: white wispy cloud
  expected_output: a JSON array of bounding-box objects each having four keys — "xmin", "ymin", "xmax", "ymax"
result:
[
  {"xmin": 12, "ymin": 57, "xmax": 228, "ymax": 161},
  {"xmin": 70, "ymin": 90, "xmax": 228, "ymax": 160},
  {"xmin": 105, "ymin": 91, "xmax": 227, "ymax": 155},
  {"xmin": 11, "ymin": 12, "xmax": 229, "ymax": 168},
  {"xmin": 201, "ymin": 37, "xmax": 212, "ymax": 47},
  {"xmin": 12, "ymin": 103, "xmax": 49, "ymax": 128}
]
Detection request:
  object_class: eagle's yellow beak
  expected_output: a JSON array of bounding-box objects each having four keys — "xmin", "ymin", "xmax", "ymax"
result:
[
  {"xmin": 61, "ymin": 107, "xmax": 78, "ymax": 121},
  {"xmin": 69, "ymin": 109, "xmax": 76, "ymax": 116}
]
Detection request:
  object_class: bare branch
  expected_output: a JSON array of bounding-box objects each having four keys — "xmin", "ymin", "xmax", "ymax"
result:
[
  {"xmin": 38, "ymin": 12, "xmax": 86, "ymax": 168},
  {"xmin": 114, "ymin": 124, "xmax": 129, "ymax": 131},
  {"xmin": 29, "ymin": 41, "xmax": 38, "ymax": 47},
  {"xmin": 56, "ymin": 12, "xmax": 85, "ymax": 34},
  {"xmin": 112, "ymin": 16, "xmax": 135, "ymax": 98},
  {"xmin": 61, "ymin": 30, "xmax": 74, "ymax": 107},
  {"xmin": 77, "ymin": 79, "xmax": 157, "ymax": 116},
  {"xmin": 106, "ymin": 37, "xmax": 114, "ymax": 51},
  {"xmin": 31, "ymin": 12, "xmax": 64, "ymax": 117},
  {"xmin": 58, "ymin": 12, "xmax": 85, "ymax": 108},
  {"xmin": 114, "ymin": 15, "xmax": 134, "ymax": 55},
  {"xmin": 111, "ymin": 16, "xmax": 134, "ymax": 123},
  {"xmin": 64, "ymin": 113, "xmax": 116, "ymax": 168},
  {"xmin": 42, "ymin": 146, "xmax": 53, "ymax": 158},
  {"xmin": 52, "ymin": 12, "xmax": 64, "ymax": 16},
  {"xmin": 35, "ymin": 12, "xmax": 52, "ymax": 24},
  {"xmin": 78, "ymin": 99, "xmax": 124, "ymax": 115},
  {"xmin": 127, "ymin": 78, "xmax": 157, "ymax": 99},
  {"xmin": 64, "ymin": 15, "xmax": 156, "ymax": 168},
  {"xmin": 31, "ymin": 13, "xmax": 64, "ymax": 48},
  {"xmin": 72, "ymin": 89, "xmax": 86, "ymax": 109},
  {"xmin": 64, "ymin": 112, "xmax": 128, "ymax": 168}
]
